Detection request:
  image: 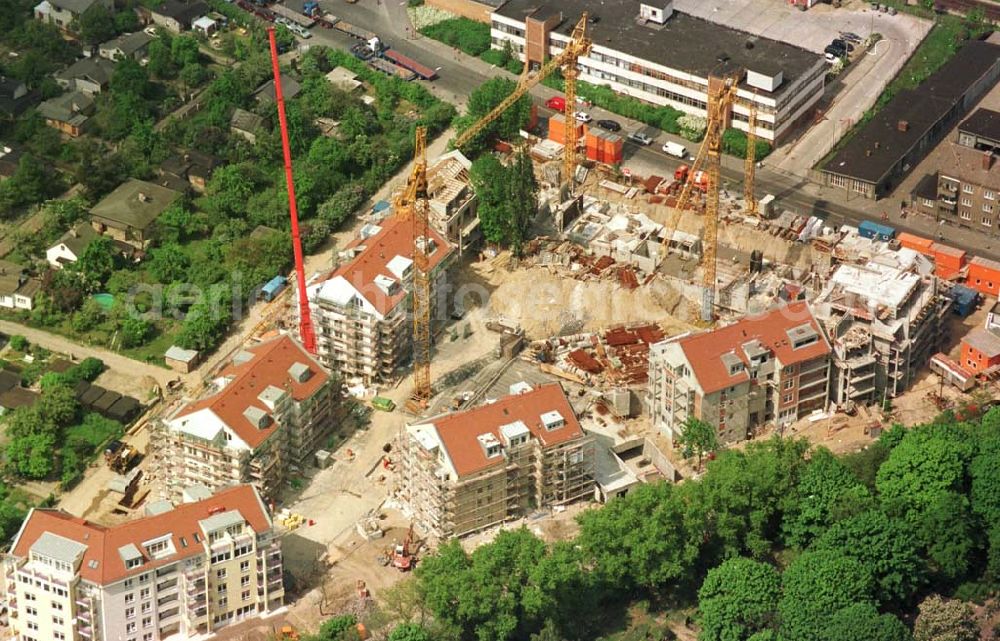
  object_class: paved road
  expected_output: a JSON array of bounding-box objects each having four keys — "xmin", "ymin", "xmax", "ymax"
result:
[{"xmin": 0, "ymin": 320, "xmax": 177, "ymax": 387}]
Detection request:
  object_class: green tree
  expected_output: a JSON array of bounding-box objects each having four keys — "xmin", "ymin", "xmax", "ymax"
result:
[
  {"xmin": 170, "ymin": 35, "xmax": 200, "ymax": 66},
  {"xmin": 811, "ymin": 510, "xmax": 924, "ymax": 605},
  {"xmin": 175, "ymin": 297, "xmax": 232, "ymax": 351},
  {"xmin": 146, "ymin": 38, "xmax": 175, "ymax": 79},
  {"xmin": 179, "ymin": 62, "xmax": 209, "ymax": 92},
  {"xmin": 777, "ymin": 550, "xmax": 876, "ymax": 641},
  {"xmin": 110, "ymin": 58, "xmax": 151, "ymax": 98},
  {"xmin": 113, "ymin": 9, "xmax": 139, "ymax": 33},
  {"xmin": 823, "ymin": 604, "xmax": 911, "ymax": 641},
  {"xmin": 456, "ymin": 77, "xmax": 531, "ymax": 156},
  {"xmin": 119, "ymin": 317, "xmax": 152, "ymax": 348},
  {"xmin": 313, "ymin": 614, "xmax": 360, "ymax": 641},
  {"xmin": 146, "ymin": 244, "xmax": 191, "ymax": 283},
  {"xmin": 676, "ymin": 417, "xmax": 719, "ymax": 468},
  {"xmin": 697, "ymin": 557, "xmax": 780, "ymax": 641},
  {"xmin": 73, "ymin": 236, "xmax": 119, "ymax": 290},
  {"xmin": 72, "ymin": 298, "xmax": 106, "ymax": 333},
  {"xmin": 388, "ymin": 623, "xmax": 432, "ymax": 641},
  {"xmin": 913, "ymin": 595, "xmax": 977, "ymax": 641},
  {"xmin": 875, "ymin": 427, "xmax": 973, "ymax": 519},
  {"xmin": 7, "ymin": 433, "xmax": 57, "ymax": 479},
  {"xmin": 783, "ymin": 447, "xmax": 873, "ymax": 548},
  {"xmin": 469, "ymin": 152, "xmax": 537, "ymax": 253},
  {"xmin": 78, "ymin": 4, "xmax": 116, "ymax": 45},
  {"xmin": 36, "ymin": 383, "xmax": 79, "ymax": 427},
  {"xmin": 918, "ymin": 491, "xmax": 974, "ymax": 583}
]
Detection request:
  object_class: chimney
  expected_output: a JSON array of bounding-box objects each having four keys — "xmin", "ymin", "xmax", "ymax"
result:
[
  {"xmin": 866, "ymin": 149, "xmax": 872, "ymax": 157},
  {"xmin": 983, "ymin": 151, "xmax": 994, "ymax": 171},
  {"xmin": 874, "ymin": 141, "xmax": 880, "ymax": 149},
  {"xmin": 897, "ymin": 120, "xmax": 909, "ymax": 132},
  {"xmin": 137, "ymin": 192, "xmax": 149, "ymax": 203}
]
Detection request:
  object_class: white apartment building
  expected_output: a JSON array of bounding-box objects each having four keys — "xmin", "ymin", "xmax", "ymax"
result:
[
  {"xmin": 305, "ymin": 214, "xmax": 455, "ymax": 385},
  {"xmin": 490, "ymin": 0, "xmax": 827, "ymax": 142},
  {"xmin": 2, "ymin": 484, "xmax": 283, "ymax": 641},
  {"xmin": 155, "ymin": 335, "xmax": 336, "ymax": 502}
]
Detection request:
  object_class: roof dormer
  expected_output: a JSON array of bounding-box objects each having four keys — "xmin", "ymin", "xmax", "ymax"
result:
[{"xmin": 540, "ymin": 410, "xmax": 565, "ymax": 431}]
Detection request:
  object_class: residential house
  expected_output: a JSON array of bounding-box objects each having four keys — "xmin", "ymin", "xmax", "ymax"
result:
[
  {"xmin": 154, "ymin": 336, "xmax": 337, "ymax": 502},
  {"xmin": 149, "ymin": 0, "xmax": 209, "ymax": 32},
  {"xmin": 961, "ymin": 328, "xmax": 1000, "ymax": 373},
  {"xmin": 55, "ymin": 57, "xmax": 117, "ymax": 95},
  {"xmin": 2, "ymin": 484, "xmax": 284, "ymax": 641},
  {"xmin": 324, "ymin": 67, "xmax": 362, "ymax": 93},
  {"xmin": 401, "ymin": 382, "xmax": 594, "ymax": 539},
  {"xmin": 34, "ymin": 0, "xmax": 113, "ymax": 31},
  {"xmin": 37, "ymin": 90, "xmax": 94, "ymax": 137},
  {"xmin": 159, "ymin": 151, "xmax": 220, "ymax": 193},
  {"xmin": 649, "ymin": 302, "xmax": 832, "ymax": 445},
  {"xmin": 89, "ymin": 179, "xmax": 183, "ymax": 250},
  {"xmin": 46, "ymin": 222, "xmax": 99, "ymax": 267},
  {"xmin": 0, "ymin": 260, "xmax": 41, "ymax": 310},
  {"xmin": 305, "ymin": 214, "xmax": 455, "ymax": 384},
  {"xmin": 230, "ymin": 108, "xmax": 264, "ymax": 144},
  {"xmin": 253, "ymin": 78, "xmax": 301, "ymax": 107},
  {"xmin": 98, "ymin": 31, "xmax": 155, "ymax": 61},
  {"xmin": 0, "ymin": 77, "xmax": 32, "ymax": 118}
]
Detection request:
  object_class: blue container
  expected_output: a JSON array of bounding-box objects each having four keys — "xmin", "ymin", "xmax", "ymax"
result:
[
  {"xmin": 858, "ymin": 220, "xmax": 896, "ymax": 242},
  {"xmin": 261, "ymin": 275, "xmax": 288, "ymax": 302},
  {"xmin": 949, "ymin": 284, "xmax": 978, "ymax": 317}
]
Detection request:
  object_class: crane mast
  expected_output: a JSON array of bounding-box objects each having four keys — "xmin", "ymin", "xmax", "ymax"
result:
[
  {"xmin": 395, "ymin": 127, "xmax": 432, "ymax": 407},
  {"xmin": 744, "ymin": 97, "xmax": 758, "ymax": 216},
  {"xmin": 451, "ymin": 15, "xmax": 592, "ymax": 183},
  {"xmin": 267, "ymin": 27, "xmax": 316, "ymax": 353}
]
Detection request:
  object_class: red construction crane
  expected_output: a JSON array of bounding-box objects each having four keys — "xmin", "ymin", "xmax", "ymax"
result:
[{"xmin": 267, "ymin": 28, "xmax": 316, "ymax": 353}]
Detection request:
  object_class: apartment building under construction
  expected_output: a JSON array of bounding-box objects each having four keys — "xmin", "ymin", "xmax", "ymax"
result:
[
  {"xmin": 154, "ymin": 335, "xmax": 336, "ymax": 502},
  {"xmin": 812, "ymin": 245, "xmax": 951, "ymax": 404},
  {"xmin": 400, "ymin": 382, "xmax": 594, "ymax": 539},
  {"xmin": 305, "ymin": 214, "xmax": 455, "ymax": 385},
  {"xmin": 2, "ymin": 484, "xmax": 283, "ymax": 641},
  {"xmin": 427, "ymin": 150, "xmax": 480, "ymax": 255},
  {"xmin": 649, "ymin": 302, "xmax": 832, "ymax": 444}
]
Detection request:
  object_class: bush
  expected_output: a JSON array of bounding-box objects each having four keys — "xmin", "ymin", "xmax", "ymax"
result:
[
  {"xmin": 9, "ymin": 335, "xmax": 28, "ymax": 352},
  {"xmin": 721, "ymin": 128, "xmax": 772, "ymax": 160},
  {"xmin": 419, "ymin": 17, "xmax": 491, "ymax": 56}
]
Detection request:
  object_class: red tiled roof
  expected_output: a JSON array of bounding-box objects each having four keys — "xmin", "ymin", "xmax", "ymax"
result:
[
  {"xmin": 326, "ymin": 214, "xmax": 452, "ymax": 316},
  {"xmin": 174, "ymin": 335, "xmax": 328, "ymax": 449},
  {"xmin": 678, "ymin": 302, "xmax": 831, "ymax": 395},
  {"xmin": 429, "ymin": 383, "xmax": 584, "ymax": 478},
  {"xmin": 11, "ymin": 485, "xmax": 270, "ymax": 586}
]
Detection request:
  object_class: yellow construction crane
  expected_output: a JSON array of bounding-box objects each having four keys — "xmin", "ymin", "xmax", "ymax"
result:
[
  {"xmin": 744, "ymin": 97, "xmax": 758, "ymax": 216},
  {"xmin": 663, "ymin": 75, "xmax": 739, "ymax": 323},
  {"xmin": 395, "ymin": 126, "xmax": 433, "ymax": 407},
  {"xmin": 451, "ymin": 14, "xmax": 592, "ymax": 184}
]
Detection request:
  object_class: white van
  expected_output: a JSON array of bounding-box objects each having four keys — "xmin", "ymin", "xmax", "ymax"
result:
[{"xmin": 662, "ymin": 141, "xmax": 687, "ymax": 158}]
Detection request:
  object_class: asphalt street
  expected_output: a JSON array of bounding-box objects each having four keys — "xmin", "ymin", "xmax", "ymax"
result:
[{"xmin": 298, "ymin": 0, "xmax": 1000, "ymax": 261}]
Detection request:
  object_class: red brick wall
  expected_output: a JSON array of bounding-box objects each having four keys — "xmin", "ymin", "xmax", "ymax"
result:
[{"xmin": 425, "ymin": 0, "xmax": 492, "ymax": 23}]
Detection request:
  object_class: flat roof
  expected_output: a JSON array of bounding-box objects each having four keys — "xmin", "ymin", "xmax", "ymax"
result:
[
  {"xmin": 959, "ymin": 107, "xmax": 1000, "ymax": 143},
  {"xmin": 495, "ymin": 0, "xmax": 821, "ymax": 89},
  {"xmin": 822, "ymin": 41, "xmax": 1000, "ymax": 184}
]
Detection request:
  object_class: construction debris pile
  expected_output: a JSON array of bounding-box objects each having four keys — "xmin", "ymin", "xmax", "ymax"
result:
[{"xmin": 524, "ymin": 322, "xmax": 667, "ymax": 387}]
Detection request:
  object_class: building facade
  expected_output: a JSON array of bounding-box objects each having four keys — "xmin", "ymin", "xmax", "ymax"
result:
[
  {"xmin": 813, "ymin": 246, "xmax": 950, "ymax": 405},
  {"xmin": 490, "ymin": 0, "xmax": 826, "ymax": 143},
  {"xmin": 2, "ymin": 484, "xmax": 283, "ymax": 641},
  {"xmin": 154, "ymin": 335, "xmax": 337, "ymax": 502},
  {"xmin": 400, "ymin": 383, "xmax": 594, "ymax": 539},
  {"xmin": 649, "ymin": 302, "xmax": 832, "ymax": 445},
  {"xmin": 305, "ymin": 215, "xmax": 455, "ymax": 385},
  {"xmin": 427, "ymin": 150, "xmax": 480, "ymax": 255}
]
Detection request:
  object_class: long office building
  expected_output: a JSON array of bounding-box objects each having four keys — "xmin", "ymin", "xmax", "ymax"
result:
[
  {"xmin": 2, "ymin": 484, "xmax": 283, "ymax": 641},
  {"xmin": 490, "ymin": 0, "xmax": 826, "ymax": 142},
  {"xmin": 400, "ymin": 382, "xmax": 594, "ymax": 539},
  {"xmin": 648, "ymin": 302, "xmax": 832, "ymax": 444},
  {"xmin": 155, "ymin": 335, "xmax": 336, "ymax": 502}
]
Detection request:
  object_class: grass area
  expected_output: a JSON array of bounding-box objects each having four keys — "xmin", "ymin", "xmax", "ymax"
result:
[
  {"xmin": 419, "ymin": 17, "xmax": 491, "ymax": 57},
  {"xmin": 60, "ymin": 413, "xmax": 124, "ymax": 489}
]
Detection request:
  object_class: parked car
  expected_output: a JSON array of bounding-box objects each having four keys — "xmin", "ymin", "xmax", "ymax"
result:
[
  {"xmin": 824, "ymin": 45, "xmax": 847, "ymax": 59},
  {"xmin": 662, "ymin": 141, "xmax": 687, "ymax": 158},
  {"xmin": 545, "ymin": 96, "xmax": 566, "ymax": 111},
  {"xmin": 575, "ymin": 111, "xmax": 592, "ymax": 123},
  {"xmin": 840, "ymin": 31, "xmax": 862, "ymax": 43},
  {"xmin": 627, "ymin": 131, "xmax": 653, "ymax": 145},
  {"xmin": 831, "ymin": 38, "xmax": 854, "ymax": 52},
  {"xmin": 597, "ymin": 118, "xmax": 621, "ymax": 132}
]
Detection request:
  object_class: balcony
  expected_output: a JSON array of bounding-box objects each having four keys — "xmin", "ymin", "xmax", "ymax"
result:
[
  {"xmin": 79, "ymin": 624, "xmax": 93, "ymax": 637},
  {"xmin": 157, "ymin": 578, "xmax": 179, "ymax": 593}
]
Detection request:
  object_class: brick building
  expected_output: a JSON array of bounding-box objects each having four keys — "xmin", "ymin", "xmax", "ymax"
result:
[
  {"xmin": 2, "ymin": 484, "xmax": 283, "ymax": 641},
  {"xmin": 648, "ymin": 302, "xmax": 832, "ymax": 444},
  {"xmin": 400, "ymin": 383, "xmax": 594, "ymax": 539}
]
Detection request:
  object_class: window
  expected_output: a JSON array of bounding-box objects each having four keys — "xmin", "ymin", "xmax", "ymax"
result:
[
  {"xmin": 986, "ymin": 204, "xmax": 995, "ymax": 213},
  {"xmin": 240, "ymin": 560, "xmax": 250, "ymax": 573},
  {"xmin": 963, "ymin": 184, "xmax": 974, "ymax": 193},
  {"xmin": 783, "ymin": 379, "xmax": 794, "ymax": 389},
  {"xmin": 126, "ymin": 622, "xmax": 137, "ymax": 634},
  {"xmin": 987, "ymin": 190, "xmax": 996, "ymax": 200},
  {"xmin": 961, "ymin": 209, "xmax": 972, "ymax": 220},
  {"xmin": 125, "ymin": 593, "xmax": 135, "ymax": 604},
  {"xmin": 217, "ymin": 583, "xmax": 228, "ymax": 594},
  {"xmin": 24, "ymin": 592, "xmax": 36, "ymax": 601},
  {"xmin": 962, "ymin": 197, "xmax": 973, "ymax": 206},
  {"xmin": 140, "ymin": 588, "xmax": 150, "ymax": 599},
  {"xmin": 141, "ymin": 601, "xmax": 151, "ymax": 614},
  {"xmin": 216, "ymin": 569, "xmax": 227, "ymax": 580},
  {"xmin": 126, "ymin": 606, "xmax": 136, "ymax": 619},
  {"xmin": 51, "ymin": 601, "xmax": 63, "ymax": 610},
  {"xmin": 124, "ymin": 579, "xmax": 134, "ymax": 588},
  {"xmin": 27, "ymin": 622, "xmax": 38, "ymax": 631},
  {"xmin": 782, "ymin": 394, "xmax": 793, "ymax": 403},
  {"xmin": 25, "ymin": 606, "xmax": 37, "ymax": 616},
  {"xmin": 218, "ymin": 596, "xmax": 228, "ymax": 608},
  {"xmin": 55, "ymin": 633, "xmax": 65, "ymax": 641},
  {"xmin": 984, "ymin": 216, "xmax": 993, "ymax": 227},
  {"xmin": 782, "ymin": 365, "xmax": 794, "ymax": 374},
  {"xmin": 144, "ymin": 634, "xmax": 153, "ymax": 641},
  {"xmin": 139, "ymin": 573, "xmax": 149, "ymax": 583},
  {"xmin": 242, "ymin": 589, "xmax": 251, "ymax": 602},
  {"xmin": 52, "ymin": 616, "xmax": 64, "ymax": 626},
  {"xmin": 142, "ymin": 616, "xmax": 152, "ymax": 628}
]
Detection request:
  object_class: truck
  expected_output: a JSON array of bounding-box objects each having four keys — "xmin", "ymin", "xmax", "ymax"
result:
[
  {"xmin": 673, "ymin": 165, "xmax": 708, "ymax": 192},
  {"xmin": 334, "ymin": 19, "xmax": 376, "ymax": 41},
  {"xmin": 372, "ymin": 396, "xmax": 396, "ymax": 412},
  {"xmin": 382, "ymin": 49, "xmax": 437, "ymax": 80},
  {"xmin": 368, "ymin": 57, "xmax": 416, "ymax": 81},
  {"xmin": 108, "ymin": 444, "xmax": 139, "ymax": 474},
  {"xmin": 662, "ymin": 141, "xmax": 687, "ymax": 158}
]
